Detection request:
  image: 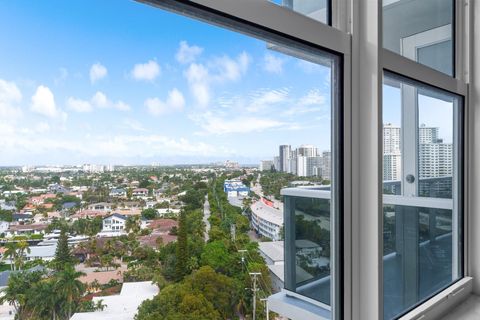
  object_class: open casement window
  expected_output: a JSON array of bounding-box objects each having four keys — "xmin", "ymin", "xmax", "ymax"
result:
[
  {"xmin": 382, "ymin": 72, "xmax": 463, "ymax": 319},
  {"xmin": 383, "ymin": 0, "xmax": 454, "ymax": 76},
  {"xmin": 401, "ymin": 24, "xmax": 453, "ymax": 77}
]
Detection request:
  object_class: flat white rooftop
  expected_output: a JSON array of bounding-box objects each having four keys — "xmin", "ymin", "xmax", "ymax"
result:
[
  {"xmin": 258, "ymin": 241, "xmax": 284, "ymax": 263},
  {"xmin": 70, "ymin": 281, "xmax": 159, "ymax": 320},
  {"xmin": 251, "ymin": 200, "xmax": 283, "ymax": 226}
]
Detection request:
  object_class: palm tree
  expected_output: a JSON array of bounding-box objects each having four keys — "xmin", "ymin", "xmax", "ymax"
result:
[
  {"xmin": 0, "ymin": 270, "xmax": 44, "ymax": 320},
  {"xmin": 3, "ymin": 242, "xmax": 18, "ymax": 271},
  {"xmin": 15, "ymin": 240, "xmax": 31, "ymax": 271},
  {"xmin": 28, "ymin": 279, "xmax": 60, "ymax": 320},
  {"xmin": 55, "ymin": 264, "xmax": 86, "ymax": 319},
  {"xmin": 125, "ymin": 216, "xmax": 141, "ymax": 235}
]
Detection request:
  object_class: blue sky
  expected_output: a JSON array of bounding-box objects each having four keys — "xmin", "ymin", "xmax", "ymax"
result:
[{"xmin": 0, "ymin": 0, "xmax": 332, "ymax": 166}]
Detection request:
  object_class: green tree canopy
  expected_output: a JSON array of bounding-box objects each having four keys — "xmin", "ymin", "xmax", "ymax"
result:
[
  {"xmin": 141, "ymin": 208, "xmax": 158, "ymax": 220},
  {"xmin": 54, "ymin": 228, "xmax": 75, "ymax": 270}
]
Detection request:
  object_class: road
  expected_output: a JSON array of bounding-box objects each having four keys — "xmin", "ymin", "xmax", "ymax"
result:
[
  {"xmin": 251, "ymin": 174, "xmax": 283, "ymax": 210},
  {"xmin": 203, "ymin": 194, "xmax": 211, "ymax": 242}
]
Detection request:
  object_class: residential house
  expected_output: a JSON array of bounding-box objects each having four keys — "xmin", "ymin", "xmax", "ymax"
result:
[
  {"xmin": 109, "ymin": 188, "xmax": 127, "ymax": 198},
  {"xmin": 70, "ymin": 282, "xmax": 159, "ymax": 320},
  {"xmin": 132, "ymin": 188, "xmax": 148, "ymax": 198},
  {"xmin": 62, "ymin": 202, "xmax": 78, "ymax": 211},
  {"xmin": 26, "ymin": 244, "xmax": 57, "ymax": 262},
  {"xmin": 69, "ymin": 210, "xmax": 107, "ymax": 221},
  {"xmin": 0, "ymin": 221, "xmax": 10, "ymax": 234},
  {"xmin": 48, "ymin": 184, "xmax": 70, "ymax": 194},
  {"xmin": 0, "ymin": 200, "xmax": 16, "ymax": 211},
  {"xmin": 11, "ymin": 213, "xmax": 33, "ymax": 223},
  {"xmin": 157, "ymin": 208, "xmax": 180, "ymax": 217},
  {"xmin": 29, "ymin": 196, "xmax": 44, "ymax": 206},
  {"xmin": 5, "ymin": 224, "xmax": 48, "ymax": 238},
  {"xmin": 147, "ymin": 219, "xmax": 178, "ymax": 233},
  {"xmin": 101, "ymin": 213, "xmax": 128, "ymax": 233},
  {"xmin": 120, "ymin": 201, "xmax": 141, "ymax": 210},
  {"xmin": 145, "ymin": 201, "xmax": 157, "ymax": 209},
  {"xmin": 87, "ymin": 202, "xmax": 112, "ymax": 212}
]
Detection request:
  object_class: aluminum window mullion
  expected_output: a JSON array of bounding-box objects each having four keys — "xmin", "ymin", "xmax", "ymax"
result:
[
  {"xmin": 452, "ymin": 96, "xmax": 463, "ymax": 281},
  {"xmin": 382, "ymin": 49, "xmax": 467, "ymax": 96},
  {"xmin": 400, "ymin": 84, "xmax": 419, "ymax": 197},
  {"xmin": 139, "ymin": 0, "xmax": 351, "ymax": 56}
]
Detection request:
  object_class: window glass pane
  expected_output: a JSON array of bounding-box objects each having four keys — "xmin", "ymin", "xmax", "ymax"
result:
[
  {"xmin": 271, "ymin": 0, "xmax": 330, "ymax": 25},
  {"xmin": 417, "ymin": 40, "xmax": 453, "ymax": 76},
  {"xmin": 274, "ymin": 40, "xmax": 339, "ymax": 318},
  {"xmin": 286, "ymin": 195, "xmax": 331, "ymax": 305},
  {"xmin": 383, "ymin": 0, "xmax": 454, "ymax": 76},
  {"xmin": 382, "ymin": 73, "xmax": 462, "ymax": 319},
  {"xmin": 418, "ymin": 91, "xmax": 454, "ymax": 199},
  {"xmin": 0, "ymin": 1, "xmax": 340, "ymax": 319}
]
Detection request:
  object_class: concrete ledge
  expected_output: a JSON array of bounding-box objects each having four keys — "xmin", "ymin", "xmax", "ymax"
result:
[
  {"xmin": 399, "ymin": 277, "xmax": 473, "ymax": 320},
  {"xmin": 268, "ymin": 290, "xmax": 330, "ymax": 320}
]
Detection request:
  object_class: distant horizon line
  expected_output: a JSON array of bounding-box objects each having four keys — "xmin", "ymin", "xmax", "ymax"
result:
[{"xmin": 0, "ymin": 163, "xmax": 263, "ymax": 168}]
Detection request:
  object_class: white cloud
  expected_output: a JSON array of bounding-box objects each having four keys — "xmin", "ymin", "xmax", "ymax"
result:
[
  {"xmin": 279, "ymin": 89, "xmax": 328, "ymax": 116},
  {"xmin": 89, "ymin": 63, "xmax": 108, "ymax": 84},
  {"xmin": 34, "ymin": 122, "xmax": 50, "ymax": 133},
  {"xmin": 91, "ymin": 91, "xmax": 130, "ymax": 111},
  {"xmin": 184, "ymin": 52, "xmax": 250, "ymax": 108},
  {"xmin": 91, "ymin": 91, "xmax": 108, "ymax": 108},
  {"xmin": 193, "ymin": 113, "xmax": 285, "ymax": 135},
  {"xmin": 67, "ymin": 97, "xmax": 92, "ymax": 113},
  {"xmin": 31, "ymin": 85, "xmax": 64, "ymax": 119},
  {"xmin": 299, "ymin": 89, "xmax": 326, "ymax": 106},
  {"xmin": 211, "ymin": 52, "xmax": 250, "ymax": 82},
  {"xmin": 247, "ymin": 88, "xmax": 289, "ymax": 112},
  {"xmin": 113, "ymin": 101, "xmax": 131, "ymax": 111},
  {"xmin": 184, "ymin": 63, "xmax": 210, "ymax": 108},
  {"xmin": 263, "ymin": 53, "xmax": 285, "ymax": 74},
  {"xmin": 0, "ymin": 79, "xmax": 23, "ymax": 119},
  {"xmin": 122, "ymin": 119, "xmax": 147, "ymax": 132},
  {"xmin": 131, "ymin": 60, "xmax": 160, "ymax": 81},
  {"xmin": 145, "ymin": 88, "xmax": 185, "ymax": 116},
  {"xmin": 0, "ymin": 128, "xmax": 219, "ymax": 161},
  {"xmin": 176, "ymin": 41, "xmax": 203, "ymax": 64}
]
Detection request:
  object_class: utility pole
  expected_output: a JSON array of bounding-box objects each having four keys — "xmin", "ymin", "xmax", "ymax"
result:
[
  {"xmin": 249, "ymin": 272, "xmax": 261, "ymax": 320},
  {"xmin": 230, "ymin": 223, "xmax": 236, "ymax": 242},
  {"xmin": 260, "ymin": 298, "xmax": 269, "ymax": 320},
  {"xmin": 238, "ymin": 249, "xmax": 247, "ymax": 272}
]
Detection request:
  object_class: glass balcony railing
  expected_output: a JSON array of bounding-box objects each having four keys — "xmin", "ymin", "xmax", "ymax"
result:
[
  {"xmin": 282, "ymin": 187, "xmax": 332, "ymax": 310},
  {"xmin": 282, "ymin": 178, "xmax": 460, "ymax": 318},
  {"xmin": 383, "ymin": 176, "xmax": 453, "ymax": 198},
  {"xmin": 383, "ymin": 203, "xmax": 457, "ymax": 320}
]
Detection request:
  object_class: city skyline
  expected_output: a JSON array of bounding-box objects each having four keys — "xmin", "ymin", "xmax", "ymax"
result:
[{"xmin": 259, "ymin": 143, "xmax": 331, "ymax": 179}]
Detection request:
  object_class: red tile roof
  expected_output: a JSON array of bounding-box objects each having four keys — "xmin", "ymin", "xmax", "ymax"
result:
[
  {"xmin": 70, "ymin": 210, "xmax": 108, "ymax": 219},
  {"xmin": 147, "ymin": 219, "xmax": 178, "ymax": 232}
]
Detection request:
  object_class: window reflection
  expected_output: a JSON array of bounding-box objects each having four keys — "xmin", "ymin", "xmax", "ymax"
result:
[
  {"xmin": 285, "ymin": 195, "xmax": 331, "ymax": 305},
  {"xmin": 382, "ymin": 74, "xmax": 462, "ymax": 319},
  {"xmin": 383, "ymin": 0, "xmax": 454, "ymax": 76}
]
